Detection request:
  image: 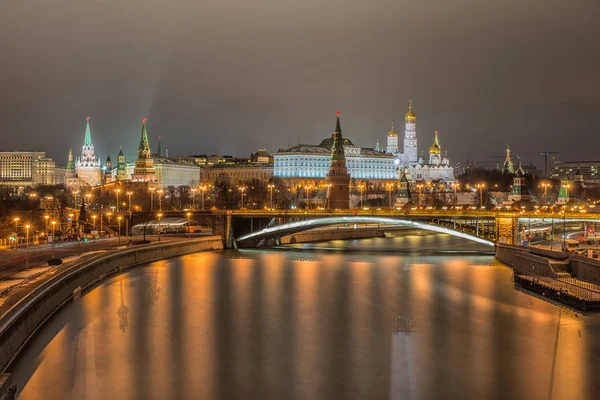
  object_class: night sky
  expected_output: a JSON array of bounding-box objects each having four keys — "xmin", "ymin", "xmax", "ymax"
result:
[{"xmin": 1, "ymin": 0, "xmax": 599, "ymax": 168}]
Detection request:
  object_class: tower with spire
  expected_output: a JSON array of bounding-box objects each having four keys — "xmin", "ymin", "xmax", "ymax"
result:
[
  {"xmin": 104, "ymin": 155, "xmax": 113, "ymax": 183},
  {"xmin": 502, "ymin": 145, "xmax": 514, "ymax": 174},
  {"xmin": 75, "ymin": 116, "xmax": 102, "ymax": 186},
  {"xmin": 117, "ymin": 147, "xmax": 128, "ymax": 181},
  {"xmin": 395, "ymin": 168, "xmax": 411, "ymax": 207},
  {"xmin": 403, "ymin": 100, "xmax": 418, "ymax": 165},
  {"xmin": 386, "ymin": 121, "xmax": 398, "ymax": 155},
  {"xmin": 131, "ymin": 118, "xmax": 157, "ymax": 182},
  {"xmin": 326, "ymin": 110, "xmax": 350, "ymax": 209}
]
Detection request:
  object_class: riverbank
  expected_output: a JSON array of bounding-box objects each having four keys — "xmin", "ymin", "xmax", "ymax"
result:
[{"xmin": 0, "ymin": 236, "xmax": 222, "ymax": 391}]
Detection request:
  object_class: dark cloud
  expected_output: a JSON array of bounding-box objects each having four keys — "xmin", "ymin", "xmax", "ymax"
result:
[{"xmin": 1, "ymin": 0, "xmax": 599, "ymax": 167}]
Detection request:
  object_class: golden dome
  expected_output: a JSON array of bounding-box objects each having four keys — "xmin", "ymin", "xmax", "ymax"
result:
[
  {"xmin": 429, "ymin": 130, "xmax": 441, "ymax": 154},
  {"xmin": 405, "ymin": 100, "xmax": 416, "ymax": 121},
  {"xmin": 387, "ymin": 121, "xmax": 397, "ymax": 137}
]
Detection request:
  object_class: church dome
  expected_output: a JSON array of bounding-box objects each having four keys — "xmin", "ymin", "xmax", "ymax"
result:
[
  {"xmin": 405, "ymin": 100, "xmax": 416, "ymax": 122},
  {"xmin": 429, "ymin": 130, "xmax": 441, "ymax": 154},
  {"xmin": 387, "ymin": 121, "xmax": 398, "ymax": 137}
]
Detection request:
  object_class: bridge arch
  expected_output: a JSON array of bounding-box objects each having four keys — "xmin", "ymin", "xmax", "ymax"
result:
[{"xmin": 236, "ymin": 216, "xmax": 494, "ymax": 247}]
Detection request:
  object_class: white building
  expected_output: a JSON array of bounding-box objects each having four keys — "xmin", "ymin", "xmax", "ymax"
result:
[
  {"xmin": 274, "ymin": 137, "xmax": 397, "ymax": 181},
  {"xmin": 388, "ymin": 101, "xmax": 455, "ymax": 183}
]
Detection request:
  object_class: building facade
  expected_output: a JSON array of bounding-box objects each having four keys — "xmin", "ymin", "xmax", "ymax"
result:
[
  {"xmin": 552, "ymin": 160, "xmax": 600, "ymax": 182},
  {"xmin": 200, "ymin": 163, "xmax": 273, "ymax": 184},
  {"xmin": 0, "ymin": 151, "xmax": 60, "ymax": 189}
]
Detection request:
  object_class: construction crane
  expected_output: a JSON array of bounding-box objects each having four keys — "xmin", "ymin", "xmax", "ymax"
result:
[{"xmin": 540, "ymin": 151, "xmax": 560, "ymax": 177}]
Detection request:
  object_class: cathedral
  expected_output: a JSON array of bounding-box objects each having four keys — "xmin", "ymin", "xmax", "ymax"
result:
[{"xmin": 386, "ymin": 101, "xmax": 455, "ymax": 183}]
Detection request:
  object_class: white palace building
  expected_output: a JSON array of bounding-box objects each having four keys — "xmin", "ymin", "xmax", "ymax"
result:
[{"xmin": 273, "ymin": 101, "xmax": 455, "ymax": 184}]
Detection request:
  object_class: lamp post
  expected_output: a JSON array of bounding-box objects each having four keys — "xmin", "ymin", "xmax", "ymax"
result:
[
  {"xmin": 157, "ymin": 189, "xmax": 163, "ymax": 212},
  {"xmin": 200, "ymin": 185, "xmax": 208, "ymax": 211},
  {"xmin": 476, "ymin": 183, "xmax": 486, "ymax": 209},
  {"xmin": 186, "ymin": 212, "xmax": 191, "ymax": 239},
  {"xmin": 416, "ymin": 184, "xmax": 423, "ymax": 209},
  {"xmin": 92, "ymin": 215, "xmax": 97, "ymax": 249},
  {"xmin": 191, "ymin": 188, "xmax": 197, "ymax": 209},
  {"xmin": 117, "ymin": 216, "xmax": 122, "ymax": 245},
  {"xmin": 562, "ymin": 206, "xmax": 567, "ymax": 251},
  {"xmin": 304, "ymin": 185, "xmax": 313, "ymax": 209},
  {"xmin": 51, "ymin": 220, "xmax": 57, "ymax": 258},
  {"xmin": 149, "ymin": 187, "xmax": 155, "ymax": 212},
  {"xmin": 451, "ymin": 182, "xmax": 459, "ymax": 206},
  {"xmin": 13, "ymin": 217, "xmax": 20, "ymax": 244},
  {"xmin": 115, "ymin": 188, "xmax": 121, "ymax": 213},
  {"xmin": 386, "ymin": 182, "xmax": 394, "ymax": 208},
  {"xmin": 157, "ymin": 213, "xmax": 163, "ymax": 241},
  {"xmin": 267, "ymin": 184, "xmax": 274, "ymax": 209},
  {"xmin": 127, "ymin": 191, "xmax": 133, "ymax": 214},
  {"xmin": 358, "ymin": 184, "xmax": 365, "ymax": 208},
  {"xmin": 540, "ymin": 182, "xmax": 551, "ymax": 206},
  {"xmin": 25, "ymin": 224, "xmax": 30, "ymax": 268},
  {"xmin": 326, "ymin": 183, "xmax": 332, "ymax": 210},
  {"xmin": 239, "ymin": 187, "xmax": 246, "ymax": 209},
  {"xmin": 44, "ymin": 215, "xmax": 50, "ymax": 237},
  {"xmin": 72, "ymin": 190, "xmax": 79, "ymax": 207},
  {"xmin": 85, "ymin": 193, "xmax": 92, "ymax": 210}
]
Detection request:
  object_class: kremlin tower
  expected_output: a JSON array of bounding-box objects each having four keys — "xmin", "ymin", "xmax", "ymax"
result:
[
  {"xmin": 131, "ymin": 118, "xmax": 157, "ymax": 182},
  {"xmin": 75, "ymin": 116, "xmax": 102, "ymax": 186},
  {"xmin": 403, "ymin": 100, "xmax": 418, "ymax": 165},
  {"xmin": 117, "ymin": 147, "xmax": 127, "ymax": 182},
  {"xmin": 326, "ymin": 110, "xmax": 350, "ymax": 209}
]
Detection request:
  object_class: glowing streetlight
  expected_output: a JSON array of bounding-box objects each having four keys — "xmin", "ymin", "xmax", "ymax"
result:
[
  {"xmin": 326, "ymin": 183, "xmax": 333, "ymax": 210},
  {"xmin": 238, "ymin": 186, "xmax": 247, "ymax": 209},
  {"xmin": 191, "ymin": 187, "xmax": 197, "ymax": 209},
  {"xmin": 186, "ymin": 212, "xmax": 192, "ymax": 238},
  {"xmin": 25, "ymin": 224, "xmax": 31, "ymax": 268},
  {"xmin": 117, "ymin": 216, "xmax": 123, "ymax": 245},
  {"xmin": 475, "ymin": 183, "xmax": 486, "ymax": 208},
  {"xmin": 267, "ymin": 184, "xmax": 274, "ymax": 209},
  {"xmin": 149, "ymin": 187, "xmax": 156, "ymax": 212},
  {"xmin": 416, "ymin": 184, "xmax": 424, "ymax": 209},
  {"xmin": 115, "ymin": 188, "xmax": 121, "ymax": 213},
  {"xmin": 51, "ymin": 220, "xmax": 57, "ymax": 258},
  {"xmin": 157, "ymin": 213, "xmax": 163, "ymax": 241},
  {"xmin": 157, "ymin": 189, "xmax": 164, "ymax": 212}
]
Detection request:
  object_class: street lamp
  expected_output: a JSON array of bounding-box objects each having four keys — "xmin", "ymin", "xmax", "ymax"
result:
[
  {"xmin": 85, "ymin": 193, "xmax": 92, "ymax": 208},
  {"xmin": 115, "ymin": 188, "xmax": 121, "ymax": 213},
  {"xmin": 13, "ymin": 217, "xmax": 20, "ymax": 243},
  {"xmin": 475, "ymin": 183, "xmax": 486, "ymax": 209},
  {"xmin": 127, "ymin": 191, "xmax": 133, "ymax": 214},
  {"xmin": 416, "ymin": 184, "xmax": 424, "ymax": 209},
  {"xmin": 117, "ymin": 216, "xmax": 123, "ymax": 245},
  {"xmin": 357, "ymin": 184, "xmax": 365, "ymax": 208},
  {"xmin": 386, "ymin": 182, "xmax": 394, "ymax": 208},
  {"xmin": 267, "ymin": 184, "xmax": 274, "ymax": 209},
  {"xmin": 540, "ymin": 182, "xmax": 551, "ymax": 205},
  {"xmin": 51, "ymin": 220, "xmax": 57, "ymax": 258},
  {"xmin": 186, "ymin": 212, "xmax": 191, "ymax": 238},
  {"xmin": 238, "ymin": 187, "xmax": 247, "ymax": 209},
  {"xmin": 157, "ymin": 189, "xmax": 163, "ymax": 212},
  {"xmin": 25, "ymin": 224, "xmax": 30, "ymax": 268},
  {"xmin": 200, "ymin": 185, "xmax": 208, "ymax": 211},
  {"xmin": 191, "ymin": 188, "xmax": 197, "ymax": 209},
  {"xmin": 157, "ymin": 213, "xmax": 163, "ymax": 241},
  {"xmin": 44, "ymin": 215, "xmax": 50, "ymax": 236},
  {"xmin": 304, "ymin": 185, "xmax": 313, "ymax": 209},
  {"xmin": 149, "ymin": 187, "xmax": 156, "ymax": 212},
  {"xmin": 450, "ymin": 182, "xmax": 460, "ymax": 206},
  {"xmin": 72, "ymin": 190, "xmax": 79, "ymax": 207}
]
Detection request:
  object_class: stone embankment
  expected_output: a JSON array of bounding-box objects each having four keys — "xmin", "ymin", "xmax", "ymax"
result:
[
  {"xmin": 496, "ymin": 243, "xmax": 600, "ymax": 310},
  {"xmin": 0, "ymin": 236, "xmax": 222, "ymax": 379}
]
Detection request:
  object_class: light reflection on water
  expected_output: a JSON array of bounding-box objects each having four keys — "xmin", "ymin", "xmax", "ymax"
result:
[{"xmin": 8, "ymin": 236, "xmax": 600, "ymax": 400}]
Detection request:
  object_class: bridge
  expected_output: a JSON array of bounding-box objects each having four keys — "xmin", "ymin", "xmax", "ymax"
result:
[{"xmin": 131, "ymin": 209, "xmax": 597, "ymax": 249}]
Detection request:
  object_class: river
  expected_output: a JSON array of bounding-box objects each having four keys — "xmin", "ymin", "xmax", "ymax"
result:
[{"xmin": 8, "ymin": 234, "xmax": 600, "ymax": 399}]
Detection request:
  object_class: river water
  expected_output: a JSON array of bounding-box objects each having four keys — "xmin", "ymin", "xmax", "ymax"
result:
[{"xmin": 8, "ymin": 235, "xmax": 600, "ymax": 399}]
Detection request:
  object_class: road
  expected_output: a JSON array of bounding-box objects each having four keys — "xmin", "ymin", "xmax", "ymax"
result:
[{"xmin": 0, "ymin": 233, "xmax": 209, "ymax": 281}]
